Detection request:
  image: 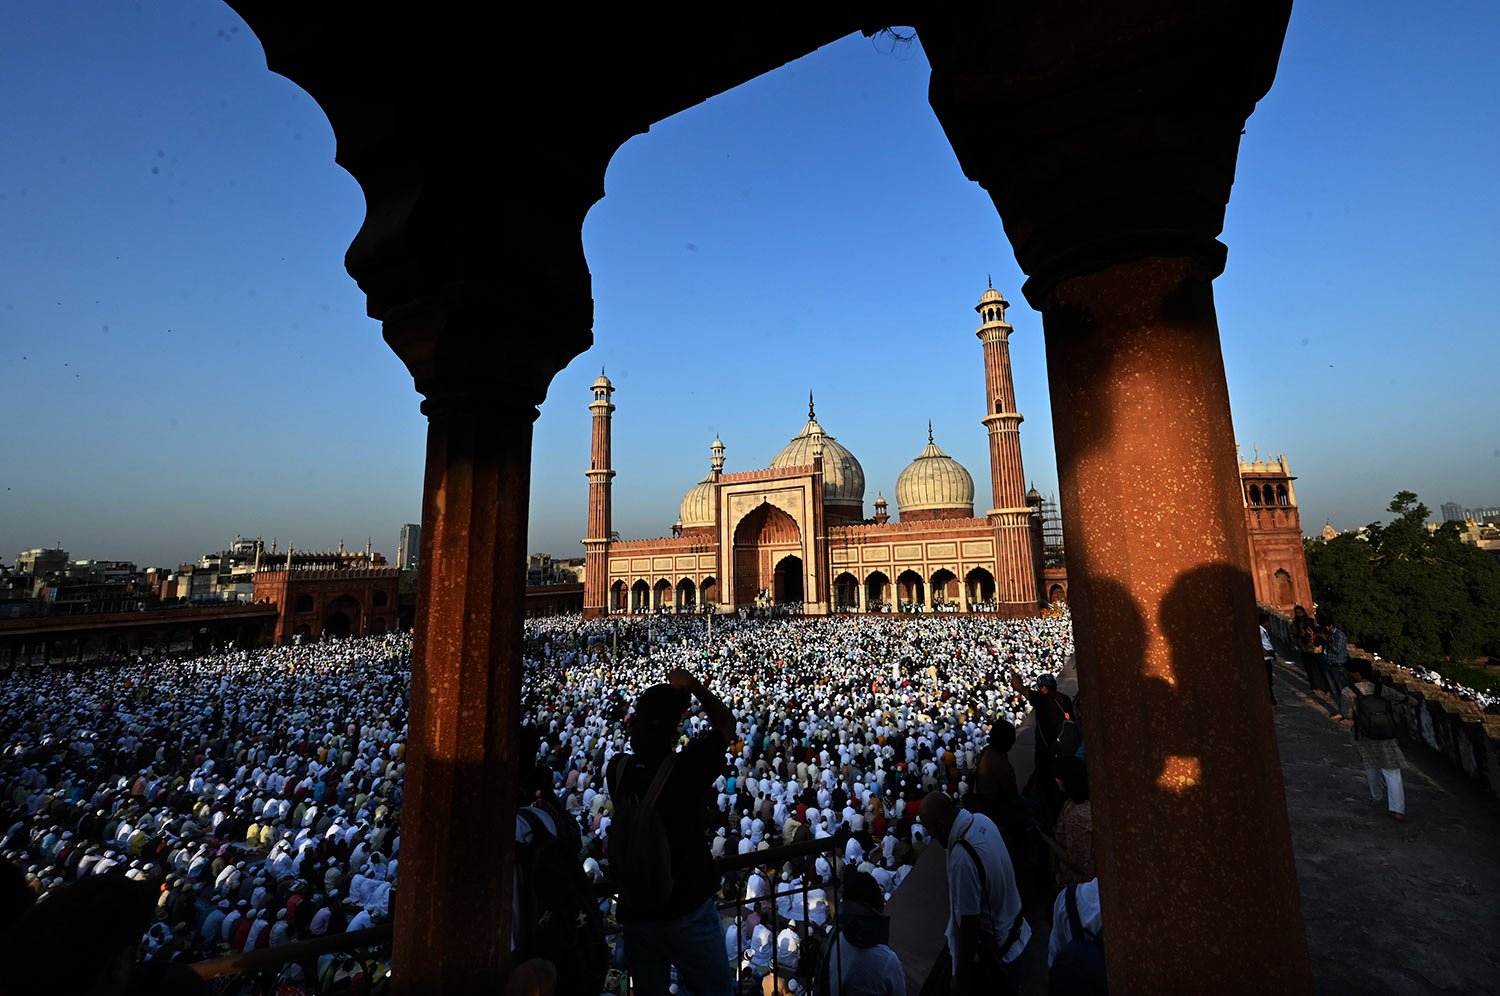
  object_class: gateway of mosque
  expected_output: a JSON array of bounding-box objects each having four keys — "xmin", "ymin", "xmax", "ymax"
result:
[{"xmin": 581, "ymin": 285, "xmax": 1052, "ymax": 619}]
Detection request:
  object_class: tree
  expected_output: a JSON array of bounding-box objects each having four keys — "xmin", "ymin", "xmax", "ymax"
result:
[{"xmin": 1306, "ymin": 490, "xmax": 1500, "ymax": 668}]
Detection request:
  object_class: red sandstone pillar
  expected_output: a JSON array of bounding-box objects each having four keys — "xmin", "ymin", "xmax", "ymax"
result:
[
  {"xmin": 392, "ymin": 395, "xmax": 534, "ymax": 990},
  {"xmin": 1041, "ymin": 258, "xmax": 1308, "ymax": 992},
  {"xmin": 919, "ymin": 2, "xmax": 1308, "ymax": 991}
]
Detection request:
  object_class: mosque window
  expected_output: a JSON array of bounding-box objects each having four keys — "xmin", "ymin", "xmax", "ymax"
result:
[
  {"xmin": 1248, "ymin": 485, "xmax": 1262, "ymax": 505},
  {"xmin": 1276, "ymin": 484, "xmax": 1289, "ymax": 506}
]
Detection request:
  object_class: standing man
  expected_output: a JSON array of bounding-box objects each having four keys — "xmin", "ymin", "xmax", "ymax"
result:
[
  {"xmin": 1318, "ymin": 611, "xmax": 1351, "ymax": 721},
  {"xmin": 608, "ymin": 667, "xmax": 735, "ymax": 996},
  {"xmin": 1008, "ymin": 673, "xmax": 1073, "ymax": 817},
  {"xmin": 1258, "ymin": 612, "xmax": 1279, "ymax": 706},
  {"xmin": 918, "ymin": 791, "xmax": 1030, "ymax": 996}
]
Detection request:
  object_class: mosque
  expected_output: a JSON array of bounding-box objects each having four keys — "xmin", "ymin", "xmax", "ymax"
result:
[{"xmin": 581, "ymin": 284, "xmax": 1054, "ymax": 618}]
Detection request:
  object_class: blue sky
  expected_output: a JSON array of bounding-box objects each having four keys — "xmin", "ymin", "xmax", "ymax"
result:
[{"xmin": 1, "ymin": 2, "xmax": 1496, "ymax": 569}]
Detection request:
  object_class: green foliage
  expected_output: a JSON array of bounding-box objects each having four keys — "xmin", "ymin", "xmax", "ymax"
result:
[{"xmin": 1306, "ymin": 491, "xmax": 1500, "ymax": 666}]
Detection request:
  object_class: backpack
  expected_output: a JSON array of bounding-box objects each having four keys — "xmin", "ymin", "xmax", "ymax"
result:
[
  {"xmin": 515, "ymin": 808, "xmax": 608, "ymax": 995},
  {"xmin": 1048, "ymin": 883, "xmax": 1107, "ymax": 996},
  {"xmin": 1051, "ymin": 715, "xmax": 1083, "ymax": 759},
  {"xmin": 606, "ymin": 752, "xmax": 678, "ymax": 914},
  {"xmin": 1353, "ymin": 686, "xmax": 1397, "ymax": 740}
]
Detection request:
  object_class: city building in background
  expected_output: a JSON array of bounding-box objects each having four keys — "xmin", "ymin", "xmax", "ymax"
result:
[{"xmin": 398, "ymin": 523, "xmax": 421, "ymax": 570}]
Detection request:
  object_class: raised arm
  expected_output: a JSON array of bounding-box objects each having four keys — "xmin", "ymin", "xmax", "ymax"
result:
[{"xmin": 668, "ymin": 667, "xmax": 734, "ymax": 743}]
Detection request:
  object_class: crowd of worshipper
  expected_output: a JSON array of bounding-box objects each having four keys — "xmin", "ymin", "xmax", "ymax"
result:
[
  {"xmin": 0, "ymin": 633, "xmax": 409, "ymax": 988},
  {"xmin": 519, "ymin": 611, "xmax": 1086, "ymax": 990},
  {"xmin": 0, "ymin": 610, "xmax": 1087, "ymax": 993}
]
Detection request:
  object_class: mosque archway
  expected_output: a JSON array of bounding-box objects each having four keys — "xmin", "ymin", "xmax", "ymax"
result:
[
  {"xmin": 896, "ymin": 570, "xmax": 925, "ymax": 610},
  {"xmin": 930, "ymin": 568, "xmax": 959, "ymax": 606},
  {"xmin": 966, "ymin": 567, "xmax": 996, "ymax": 607},
  {"xmin": 630, "ymin": 579, "xmax": 649, "ymax": 613},
  {"xmin": 610, "ymin": 580, "xmax": 627, "ymax": 612},
  {"xmin": 700, "ymin": 577, "xmax": 717, "ymax": 605},
  {"xmin": 323, "ymin": 595, "xmax": 361, "ymax": 638},
  {"xmin": 832, "ymin": 572, "xmax": 859, "ymax": 612},
  {"xmin": 676, "ymin": 578, "xmax": 697, "ymax": 612},
  {"xmin": 1049, "ymin": 583, "xmax": 1068, "ymax": 604},
  {"xmin": 773, "ymin": 555, "xmax": 804, "ymax": 605},
  {"xmin": 865, "ymin": 571, "xmax": 892, "ymax": 611},
  {"xmin": 732, "ymin": 502, "xmax": 802, "ymax": 606},
  {"xmin": 653, "ymin": 578, "xmax": 672, "ymax": 612}
]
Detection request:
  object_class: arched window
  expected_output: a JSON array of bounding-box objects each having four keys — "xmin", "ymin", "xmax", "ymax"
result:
[
  {"xmin": 1276, "ymin": 484, "xmax": 1289, "ymax": 506},
  {"xmin": 1248, "ymin": 485, "xmax": 1262, "ymax": 506}
]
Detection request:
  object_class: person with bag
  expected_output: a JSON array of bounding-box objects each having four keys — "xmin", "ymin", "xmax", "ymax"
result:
[
  {"xmin": 607, "ymin": 667, "xmax": 735, "ymax": 995},
  {"xmin": 1047, "ymin": 877, "xmax": 1105, "ymax": 995},
  {"xmin": 918, "ymin": 791, "xmax": 1030, "ymax": 996},
  {"xmin": 1008, "ymin": 672, "xmax": 1074, "ymax": 820},
  {"xmin": 1341, "ymin": 660, "xmax": 1407, "ymax": 822},
  {"xmin": 512, "ymin": 732, "xmax": 608, "ymax": 996}
]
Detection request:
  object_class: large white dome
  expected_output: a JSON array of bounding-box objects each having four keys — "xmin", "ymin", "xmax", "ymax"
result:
[
  {"xmin": 679, "ymin": 474, "xmax": 715, "ymax": 528},
  {"xmin": 769, "ymin": 414, "xmax": 865, "ymax": 515},
  {"xmin": 895, "ymin": 433, "xmax": 974, "ymax": 516}
]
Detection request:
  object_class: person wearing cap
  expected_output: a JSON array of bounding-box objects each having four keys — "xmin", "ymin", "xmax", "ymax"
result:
[
  {"xmin": 607, "ymin": 667, "xmax": 735, "ymax": 996},
  {"xmin": 1007, "ymin": 671, "xmax": 1074, "ymax": 819}
]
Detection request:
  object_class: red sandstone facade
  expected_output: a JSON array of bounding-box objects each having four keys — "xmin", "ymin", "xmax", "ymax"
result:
[
  {"xmin": 252, "ymin": 566, "xmax": 402, "ymax": 643},
  {"xmin": 1240, "ymin": 454, "xmax": 1314, "ymax": 610},
  {"xmin": 584, "ymin": 286, "xmax": 1048, "ymax": 616}
]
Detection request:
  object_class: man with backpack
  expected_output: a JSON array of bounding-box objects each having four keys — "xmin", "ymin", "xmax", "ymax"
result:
[
  {"xmin": 607, "ymin": 667, "xmax": 735, "ymax": 995},
  {"xmin": 513, "ymin": 730, "xmax": 608, "ymax": 996},
  {"xmin": 1008, "ymin": 672, "xmax": 1075, "ymax": 820},
  {"xmin": 1047, "ymin": 876, "xmax": 1105, "ymax": 995},
  {"xmin": 918, "ymin": 791, "xmax": 1030, "ymax": 996},
  {"xmin": 1342, "ymin": 660, "xmax": 1407, "ymax": 822}
]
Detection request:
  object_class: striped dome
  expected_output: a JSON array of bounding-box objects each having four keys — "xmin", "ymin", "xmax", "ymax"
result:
[
  {"xmin": 769, "ymin": 415, "xmax": 865, "ymax": 514},
  {"xmin": 895, "ymin": 434, "xmax": 974, "ymax": 515}
]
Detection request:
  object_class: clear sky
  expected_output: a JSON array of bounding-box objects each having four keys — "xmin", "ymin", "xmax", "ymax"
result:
[{"xmin": 1, "ymin": 2, "xmax": 1496, "ymax": 569}]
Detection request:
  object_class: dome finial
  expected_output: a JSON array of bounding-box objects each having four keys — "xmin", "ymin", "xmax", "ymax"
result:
[
  {"xmin": 808, "ymin": 389, "xmax": 816, "ymax": 421},
  {"xmin": 987, "ymin": 272, "xmax": 993, "ymax": 289},
  {"xmin": 928, "ymin": 419, "xmax": 934, "ymax": 444}
]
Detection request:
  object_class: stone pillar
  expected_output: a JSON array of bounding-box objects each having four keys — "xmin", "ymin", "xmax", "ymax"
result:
[
  {"xmin": 1042, "ymin": 258, "xmax": 1306, "ymax": 991},
  {"xmin": 856, "ymin": 579, "xmax": 866, "ymax": 613},
  {"xmin": 920, "ymin": 2, "xmax": 1308, "ymax": 992},
  {"xmin": 390, "ymin": 391, "xmax": 535, "ymax": 989}
]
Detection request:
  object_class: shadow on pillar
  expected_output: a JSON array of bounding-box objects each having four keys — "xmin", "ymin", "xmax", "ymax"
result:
[{"xmin": 1077, "ymin": 568, "xmax": 1308, "ymax": 993}]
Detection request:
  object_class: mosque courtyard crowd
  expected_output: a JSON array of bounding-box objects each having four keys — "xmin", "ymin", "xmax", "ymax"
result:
[{"xmin": 6, "ymin": 600, "xmax": 1476, "ymax": 995}]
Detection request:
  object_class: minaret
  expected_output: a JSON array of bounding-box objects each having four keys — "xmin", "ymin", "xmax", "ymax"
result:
[
  {"xmin": 582, "ymin": 370, "xmax": 616, "ymax": 619},
  {"xmin": 711, "ymin": 435, "xmax": 725, "ymax": 479},
  {"xmin": 976, "ymin": 282, "xmax": 1040, "ymax": 606}
]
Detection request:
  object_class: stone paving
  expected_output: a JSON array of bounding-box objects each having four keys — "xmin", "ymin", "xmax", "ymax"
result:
[
  {"xmin": 1273, "ymin": 658, "xmax": 1500, "ymax": 995},
  {"xmin": 1003, "ymin": 653, "xmax": 1500, "ymax": 993}
]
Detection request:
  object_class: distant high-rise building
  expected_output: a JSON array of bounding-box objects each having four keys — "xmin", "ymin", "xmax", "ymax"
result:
[
  {"xmin": 15, "ymin": 547, "xmax": 69, "ymax": 578},
  {"xmin": 1440, "ymin": 501, "xmax": 1466, "ymax": 522},
  {"xmin": 398, "ymin": 523, "xmax": 421, "ymax": 570}
]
